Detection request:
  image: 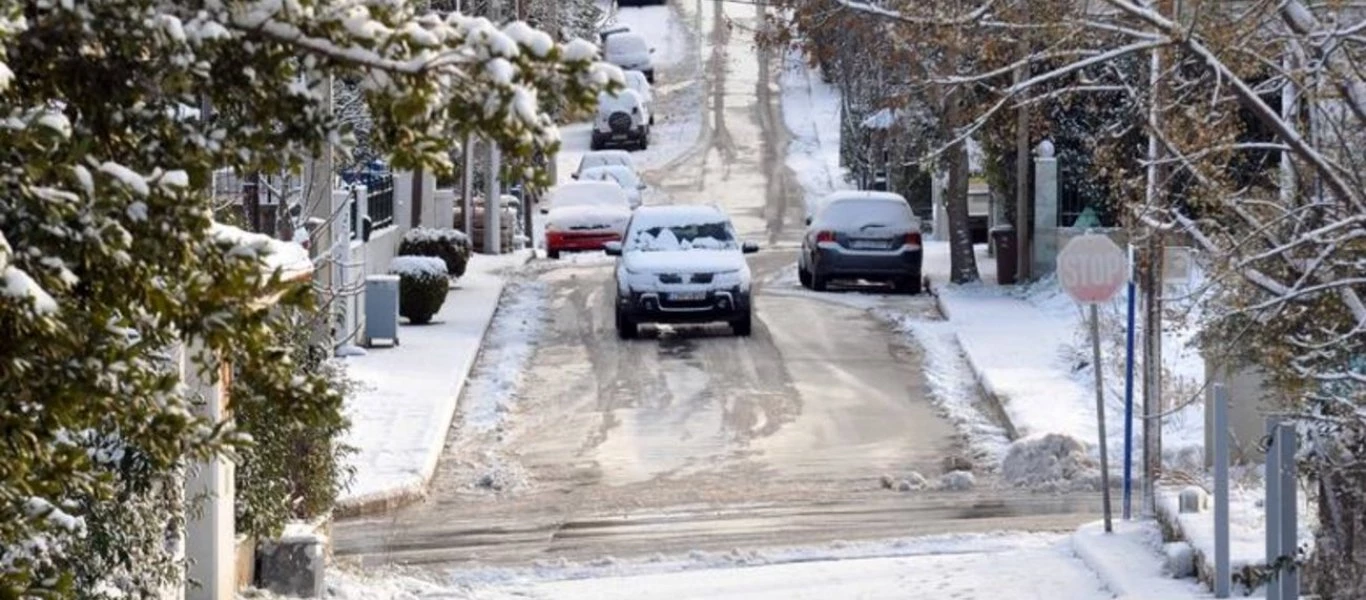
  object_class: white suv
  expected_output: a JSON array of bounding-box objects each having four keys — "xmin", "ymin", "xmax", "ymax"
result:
[
  {"xmin": 591, "ymin": 89, "xmax": 650, "ymax": 151},
  {"xmin": 604, "ymin": 205, "xmax": 761, "ymax": 338}
]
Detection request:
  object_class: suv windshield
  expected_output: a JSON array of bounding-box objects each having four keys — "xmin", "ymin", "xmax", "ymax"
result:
[{"xmin": 626, "ymin": 220, "xmax": 736, "ymax": 251}]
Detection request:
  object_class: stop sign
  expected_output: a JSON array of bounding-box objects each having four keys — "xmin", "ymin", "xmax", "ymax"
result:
[{"xmin": 1057, "ymin": 234, "xmax": 1127, "ymax": 304}]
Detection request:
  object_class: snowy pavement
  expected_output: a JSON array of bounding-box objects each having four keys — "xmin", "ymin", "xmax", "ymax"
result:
[
  {"xmin": 337, "ymin": 251, "xmax": 531, "ymax": 513},
  {"xmin": 311, "ymin": 532, "xmax": 1123, "ymax": 599}
]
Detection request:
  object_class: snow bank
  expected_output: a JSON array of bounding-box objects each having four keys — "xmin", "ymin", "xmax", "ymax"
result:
[
  {"xmin": 387, "ymin": 255, "xmax": 447, "ymax": 278},
  {"xmin": 1001, "ymin": 433, "xmax": 1101, "ymax": 491},
  {"xmin": 460, "ymin": 279, "xmax": 548, "ymax": 433},
  {"xmin": 938, "ymin": 470, "xmax": 976, "ymax": 491}
]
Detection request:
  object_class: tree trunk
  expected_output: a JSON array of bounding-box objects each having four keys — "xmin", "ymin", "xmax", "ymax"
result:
[
  {"xmin": 944, "ymin": 140, "xmax": 979, "ymax": 283},
  {"xmin": 1310, "ymin": 470, "xmax": 1366, "ymax": 597}
]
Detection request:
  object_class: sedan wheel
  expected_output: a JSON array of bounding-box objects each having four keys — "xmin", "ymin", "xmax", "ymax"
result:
[
  {"xmin": 547, "ymin": 248, "xmax": 561, "ymax": 260},
  {"xmin": 812, "ymin": 272, "xmax": 828, "ymax": 292},
  {"xmin": 894, "ymin": 274, "xmax": 922, "ymax": 295},
  {"xmin": 798, "ymin": 265, "xmax": 812, "ymax": 288}
]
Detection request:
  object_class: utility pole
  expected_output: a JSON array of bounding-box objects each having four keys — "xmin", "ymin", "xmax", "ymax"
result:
[
  {"xmin": 1014, "ymin": 3, "xmax": 1031, "ymax": 282},
  {"xmin": 1139, "ymin": 0, "xmax": 1174, "ymax": 518},
  {"xmin": 484, "ymin": 0, "xmax": 503, "ymax": 254}
]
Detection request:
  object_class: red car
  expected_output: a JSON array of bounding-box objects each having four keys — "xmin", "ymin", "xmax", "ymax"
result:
[{"xmin": 542, "ymin": 181, "xmax": 634, "ymax": 259}]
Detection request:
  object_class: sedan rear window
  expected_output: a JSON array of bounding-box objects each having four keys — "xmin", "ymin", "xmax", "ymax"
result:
[{"xmin": 818, "ymin": 199, "xmax": 914, "ymax": 228}]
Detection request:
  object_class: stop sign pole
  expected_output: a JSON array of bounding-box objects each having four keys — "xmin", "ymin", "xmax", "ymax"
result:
[{"xmin": 1057, "ymin": 233, "xmax": 1127, "ymax": 534}]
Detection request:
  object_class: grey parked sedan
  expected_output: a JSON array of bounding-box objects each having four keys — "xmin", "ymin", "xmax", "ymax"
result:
[{"xmin": 798, "ymin": 191, "xmax": 924, "ymax": 294}]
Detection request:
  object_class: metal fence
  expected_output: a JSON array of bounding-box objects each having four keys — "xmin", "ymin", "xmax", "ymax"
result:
[{"xmin": 349, "ymin": 173, "xmax": 395, "ymax": 239}]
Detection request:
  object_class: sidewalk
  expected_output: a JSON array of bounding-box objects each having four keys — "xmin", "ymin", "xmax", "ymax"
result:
[
  {"xmin": 922, "ymin": 241, "xmax": 1102, "ymax": 448},
  {"xmin": 1072, "ymin": 520, "xmax": 1211, "ymax": 599},
  {"xmin": 336, "ymin": 250, "xmax": 530, "ymax": 516}
]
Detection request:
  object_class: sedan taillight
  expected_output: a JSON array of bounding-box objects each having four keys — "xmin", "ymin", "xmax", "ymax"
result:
[
  {"xmin": 904, "ymin": 232, "xmax": 922, "ymax": 247},
  {"xmin": 816, "ymin": 231, "xmax": 836, "ymax": 244}
]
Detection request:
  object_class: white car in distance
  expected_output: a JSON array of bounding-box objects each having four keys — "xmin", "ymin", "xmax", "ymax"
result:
[
  {"xmin": 542, "ymin": 181, "xmax": 634, "ymax": 260},
  {"xmin": 572, "ymin": 150, "xmax": 634, "ymax": 179},
  {"xmin": 605, "ymin": 205, "xmax": 760, "ymax": 338},
  {"xmin": 604, "ymin": 32, "xmax": 655, "ymax": 83},
  {"xmin": 591, "ymin": 89, "xmax": 650, "ymax": 151},
  {"xmin": 623, "ymin": 70, "xmax": 654, "ymax": 125},
  {"xmin": 577, "ymin": 165, "xmax": 646, "ymax": 209}
]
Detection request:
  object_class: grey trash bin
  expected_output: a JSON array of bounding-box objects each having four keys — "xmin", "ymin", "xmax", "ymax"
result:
[{"xmin": 365, "ymin": 274, "xmax": 400, "ymax": 347}]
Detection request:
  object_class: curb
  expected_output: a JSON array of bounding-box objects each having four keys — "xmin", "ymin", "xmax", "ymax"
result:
[
  {"xmin": 926, "ymin": 275, "xmax": 1021, "ymax": 441},
  {"xmin": 335, "ymin": 251, "xmax": 534, "ymax": 519}
]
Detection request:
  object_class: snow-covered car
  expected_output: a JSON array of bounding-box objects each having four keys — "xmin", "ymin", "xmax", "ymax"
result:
[
  {"xmin": 799, "ymin": 190, "xmax": 924, "ymax": 294},
  {"xmin": 576, "ymin": 165, "xmax": 646, "ymax": 209},
  {"xmin": 573, "ymin": 150, "xmax": 634, "ymax": 180},
  {"xmin": 598, "ymin": 23, "xmax": 631, "ymax": 43},
  {"xmin": 623, "ymin": 70, "xmax": 654, "ymax": 125},
  {"xmin": 542, "ymin": 181, "xmax": 634, "ymax": 259},
  {"xmin": 591, "ymin": 89, "xmax": 650, "ymax": 151},
  {"xmin": 603, "ymin": 31, "xmax": 655, "ymax": 83},
  {"xmin": 604, "ymin": 205, "xmax": 760, "ymax": 338}
]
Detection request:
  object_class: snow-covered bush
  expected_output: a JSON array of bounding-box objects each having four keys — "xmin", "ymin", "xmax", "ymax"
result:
[
  {"xmin": 231, "ymin": 305, "xmax": 355, "ymax": 539},
  {"xmin": 390, "ymin": 256, "xmax": 450, "ymax": 324},
  {"xmin": 399, "ymin": 227, "xmax": 472, "ymax": 279}
]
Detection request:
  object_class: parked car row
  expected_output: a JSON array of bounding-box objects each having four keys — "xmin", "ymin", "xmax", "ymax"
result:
[
  {"xmin": 594, "ymin": 16, "xmax": 658, "ymax": 152},
  {"xmin": 543, "ymin": 151, "xmax": 647, "ymax": 259}
]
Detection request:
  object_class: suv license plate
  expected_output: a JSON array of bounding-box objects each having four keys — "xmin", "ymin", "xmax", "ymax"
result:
[
  {"xmin": 670, "ymin": 291, "xmax": 706, "ymax": 301},
  {"xmin": 612, "ymin": 133, "xmax": 628, "ymax": 139},
  {"xmin": 851, "ymin": 240, "xmax": 888, "ymax": 250}
]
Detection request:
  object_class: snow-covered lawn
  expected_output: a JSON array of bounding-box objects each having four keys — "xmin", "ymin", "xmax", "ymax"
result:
[{"xmin": 337, "ymin": 251, "xmax": 531, "ymax": 511}]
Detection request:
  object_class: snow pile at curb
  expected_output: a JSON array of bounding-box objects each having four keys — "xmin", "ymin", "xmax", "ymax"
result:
[
  {"xmin": 461, "ymin": 279, "xmax": 548, "ymax": 433},
  {"xmin": 1001, "ymin": 433, "xmax": 1101, "ymax": 491},
  {"xmin": 467, "ymin": 449, "xmax": 532, "ymax": 494},
  {"xmin": 879, "ymin": 313, "xmax": 1012, "ymax": 467}
]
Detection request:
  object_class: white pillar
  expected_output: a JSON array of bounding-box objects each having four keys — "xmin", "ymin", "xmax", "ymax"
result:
[
  {"xmin": 183, "ymin": 344, "xmax": 235, "ymax": 600},
  {"xmin": 393, "ymin": 171, "xmax": 414, "ymax": 231},
  {"xmin": 1031, "ymin": 140, "xmax": 1059, "ymax": 278},
  {"xmin": 419, "ymin": 170, "xmax": 438, "ymax": 229}
]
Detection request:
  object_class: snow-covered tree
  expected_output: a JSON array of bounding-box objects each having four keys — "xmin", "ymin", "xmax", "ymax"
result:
[
  {"xmin": 0, "ymin": 0, "xmax": 614, "ymax": 594},
  {"xmin": 790, "ymin": 0, "xmax": 1366, "ymax": 593}
]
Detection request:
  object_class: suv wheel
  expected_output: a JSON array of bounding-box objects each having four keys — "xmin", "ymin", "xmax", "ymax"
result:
[
  {"xmin": 616, "ymin": 306, "xmax": 637, "ymax": 339},
  {"xmin": 732, "ymin": 311, "xmax": 753, "ymax": 337}
]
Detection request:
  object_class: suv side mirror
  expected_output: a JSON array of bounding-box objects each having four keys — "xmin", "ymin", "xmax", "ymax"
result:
[
  {"xmin": 604, "ymin": 241, "xmax": 623, "ymax": 256},
  {"xmin": 742, "ymin": 241, "xmax": 760, "ymax": 254},
  {"xmin": 804, "ymin": 216, "xmax": 812, "ymax": 226}
]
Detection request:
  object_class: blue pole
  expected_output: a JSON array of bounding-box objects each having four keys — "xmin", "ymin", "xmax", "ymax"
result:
[{"xmin": 1122, "ymin": 277, "xmax": 1137, "ymax": 520}]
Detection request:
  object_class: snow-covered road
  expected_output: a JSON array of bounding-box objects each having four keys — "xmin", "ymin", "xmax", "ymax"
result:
[{"xmin": 330, "ymin": 0, "xmax": 1106, "ymax": 586}]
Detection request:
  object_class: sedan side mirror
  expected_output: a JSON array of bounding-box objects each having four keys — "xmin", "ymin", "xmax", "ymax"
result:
[
  {"xmin": 604, "ymin": 241, "xmax": 623, "ymax": 256},
  {"xmin": 540, "ymin": 207, "xmax": 549, "ymax": 215},
  {"xmin": 742, "ymin": 241, "xmax": 760, "ymax": 254},
  {"xmin": 637, "ymin": 183, "xmax": 647, "ymax": 190},
  {"xmin": 804, "ymin": 217, "xmax": 812, "ymax": 226},
  {"xmin": 649, "ymin": 48, "xmax": 656, "ymax": 54}
]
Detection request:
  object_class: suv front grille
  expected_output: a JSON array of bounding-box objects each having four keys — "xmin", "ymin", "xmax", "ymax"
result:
[
  {"xmin": 690, "ymin": 273, "xmax": 714, "ymax": 284},
  {"xmin": 657, "ymin": 273, "xmax": 682, "ymax": 284}
]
